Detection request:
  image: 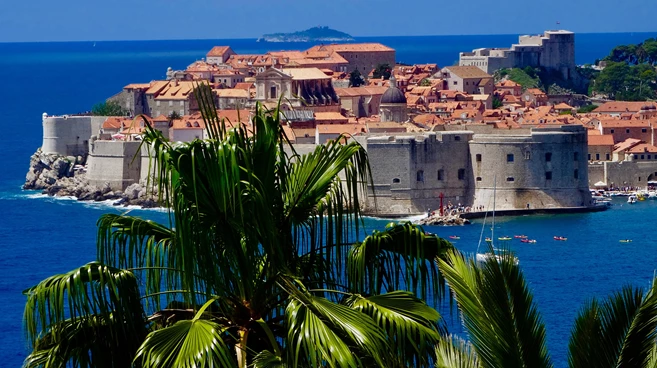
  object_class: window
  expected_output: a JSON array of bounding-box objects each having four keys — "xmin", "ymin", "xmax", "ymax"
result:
[
  {"xmin": 642, "ymin": 128, "xmax": 648, "ymax": 133},
  {"xmin": 453, "ymin": 81, "xmax": 457, "ymax": 85},
  {"xmin": 156, "ymin": 101, "xmax": 161, "ymax": 107},
  {"xmin": 545, "ymin": 152, "xmax": 552, "ymax": 162},
  {"xmin": 270, "ymin": 86, "xmax": 277, "ymax": 99},
  {"xmin": 588, "ymin": 154, "xmax": 591, "ymax": 160},
  {"xmin": 506, "ymin": 177, "xmax": 514, "ymax": 182},
  {"xmin": 626, "ymin": 129, "xmax": 630, "ymax": 133},
  {"xmin": 458, "ymin": 169, "xmax": 466, "ymax": 180},
  {"xmin": 525, "ymin": 151, "xmax": 531, "ymax": 160},
  {"xmin": 574, "ymin": 169, "xmax": 579, "ymax": 179},
  {"xmin": 642, "ymin": 155, "xmax": 645, "ymax": 159},
  {"xmin": 545, "ymin": 171, "xmax": 553, "ymax": 180},
  {"xmin": 476, "ymin": 177, "xmax": 482, "ymax": 181},
  {"xmin": 650, "ymin": 155, "xmax": 653, "ymax": 160},
  {"xmin": 454, "ymin": 135, "xmax": 461, "ymax": 141},
  {"xmin": 639, "ymin": 177, "xmax": 642, "ymax": 182},
  {"xmin": 606, "ymin": 153, "xmax": 610, "ymax": 160},
  {"xmin": 476, "ymin": 154, "xmax": 482, "ymax": 162},
  {"xmin": 169, "ymin": 101, "xmax": 173, "ymax": 107},
  {"xmin": 180, "ymin": 101, "xmax": 184, "ymax": 106},
  {"xmin": 574, "ymin": 152, "xmax": 578, "ymax": 161},
  {"xmin": 507, "ymin": 154, "xmax": 514, "ymax": 162},
  {"xmin": 180, "ymin": 110, "xmax": 184, "ymax": 116},
  {"xmin": 392, "ymin": 178, "xmax": 400, "ymax": 184},
  {"xmin": 596, "ymin": 153, "xmax": 600, "ymax": 160},
  {"xmin": 437, "ymin": 169, "xmax": 444, "ymax": 181},
  {"xmin": 611, "ymin": 129, "xmax": 615, "ymax": 133},
  {"xmin": 417, "ymin": 170, "xmax": 424, "ymax": 182}
]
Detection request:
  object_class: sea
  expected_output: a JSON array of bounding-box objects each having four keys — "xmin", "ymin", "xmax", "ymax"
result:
[{"xmin": 2, "ymin": 32, "xmax": 657, "ymax": 367}]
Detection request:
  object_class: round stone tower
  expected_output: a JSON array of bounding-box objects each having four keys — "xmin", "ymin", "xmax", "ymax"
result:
[{"xmin": 379, "ymin": 75, "xmax": 408, "ymax": 123}]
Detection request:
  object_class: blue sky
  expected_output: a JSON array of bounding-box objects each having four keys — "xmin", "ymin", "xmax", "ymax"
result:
[{"xmin": 3, "ymin": 0, "xmax": 657, "ymax": 42}]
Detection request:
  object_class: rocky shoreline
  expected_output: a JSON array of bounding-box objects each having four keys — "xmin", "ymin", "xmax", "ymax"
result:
[
  {"xmin": 23, "ymin": 149, "xmax": 161, "ymax": 208},
  {"xmin": 414, "ymin": 213, "xmax": 471, "ymax": 226}
]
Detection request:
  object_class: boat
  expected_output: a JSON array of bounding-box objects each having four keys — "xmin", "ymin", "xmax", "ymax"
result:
[
  {"xmin": 628, "ymin": 195, "xmax": 637, "ymax": 204},
  {"xmin": 485, "ymin": 237, "xmax": 492, "ymax": 242},
  {"xmin": 553, "ymin": 236, "xmax": 567, "ymax": 241},
  {"xmin": 498, "ymin": 236, "xmax": 512, "ymax": 241},
  {"xmin": 448, "ymin": 235, "xmax": 460, "ymax": 240},
  {"xmin": 619, "ymin": 239, "xmax": 632, "ymax": 243},
  {"xmin": 514, "ymin": 235, "xmax": 528, "ymax": 239},
  {"xmin": 528, "ymin": 239, "xmax": 537, "ymax": 243},
  {"xmin": 520, "ymin": 238, "xmax": 530, "ymax": 243},
  {"xmin": 476, "ymin": 177, "xmax": 519, "ymax": 265}
]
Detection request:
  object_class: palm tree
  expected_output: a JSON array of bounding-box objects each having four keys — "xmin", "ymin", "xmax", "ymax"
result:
[
  {"xmin": 23, "ymin": 87, "xmax": 453, "ymax": 368},
  {"xmin": 435, "ymin": 248, "xmax": 657, "ymax": 368}
]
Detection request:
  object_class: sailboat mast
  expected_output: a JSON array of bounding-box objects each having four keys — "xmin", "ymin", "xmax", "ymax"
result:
[{"xmin": 492, "ymin": 176, "xmax": 496, "ymax": 247}]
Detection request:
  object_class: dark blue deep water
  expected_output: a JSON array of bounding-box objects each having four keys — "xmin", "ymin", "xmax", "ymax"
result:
[{"xmin": 2, "ymin": 33, "xmax": 657, "ymax": 367}]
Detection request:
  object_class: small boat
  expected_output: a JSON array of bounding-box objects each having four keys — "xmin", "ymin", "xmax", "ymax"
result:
[
  {"xmin": 520, "ymin": 239, "xmax": 530, "ymax": 243},
  {"xmin": 619, "ymin": 239, "xmax": 632, "ymax": 243},
  {"xmin": 553, "ymin": 236, "xmax": 567, "ymax": 241},
  {"xmin": 498, "ymin": 236, "xmax": 512, "ymax": 241},
  {"xmin": 628, "ymin": 195, "xmax": 637, "ymax": 204},
  {"xmin": 528, "ymin": 239, "xmax": 537, "ymax": 243},
  {"xmin": 448, "ymin": 235, "xmax": 460, "ymax": 240},
  {"xmin": 485, "ymin": 237, "xmax": 492, "ymax": 242},
  {"xmin": 514, "ymin": 235, "xmax": 528, "ymax": 239}
]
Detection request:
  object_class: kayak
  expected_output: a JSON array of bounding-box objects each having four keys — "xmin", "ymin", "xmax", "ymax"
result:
[
  {"xmin": 528, "ymin": 240, "xmax": 537, "ymax": 243},
  {"xmin": 514, "ymin": 235, "xmax": 528, "ymax": 239},
  {"xmin": 553, "ymin": 236, "xmax": 567, "ymax": 241},
  {"xmin": 485, "ymin": 237, "xmax": 492, "ymax": 242},
  {"xmin": 498, "ymin": 236, "xmax": 512, "ymax": 241},
  {"xmin": 619, "ymin": 239, "xmax": 632, "ymax": 243},
  {"xmin": 448, "ymin": 236, "xmax": 460, "ymax": 240}
]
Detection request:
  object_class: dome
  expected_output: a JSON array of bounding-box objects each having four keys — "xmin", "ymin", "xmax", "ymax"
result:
[{"xmin": 381, "ymin": 85, "xmax": 407, "ymax": 104}]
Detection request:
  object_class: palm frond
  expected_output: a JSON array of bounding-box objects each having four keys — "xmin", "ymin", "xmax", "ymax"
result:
[
  {"xmin": 252, "ymin": 350, "xmax": 287, "ymax": 368},
  {"xmin": 435, "ymin": 335, "xmax": 480, "ymax": 368},
  {"xmin": 134, "ymin": 299, "xmax": 236, "ymax": 368},
  {"xmin": 348, "ymin": 222, "xmax": 453, "ymax": 303},
  {"xmin": 23, "ymin": 262, "xmax": 145, "ymax": 367},
  {"xmin": 567, "ymin": 282, "xmax": 657, "ymax": 368},
  {"xmin": 345, "ymin": 290, "xmax": 442, "ymax": 367},
  {"xmin": 437, "ymin": 249, "xmax": 552, "ymax": 368}
]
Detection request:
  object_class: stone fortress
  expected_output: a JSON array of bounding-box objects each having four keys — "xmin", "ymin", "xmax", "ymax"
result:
[
  {"xmin": 458, "ymin": 30, "xmax": 576, "ymax": 80},
  {"xmin": 364, "ymin": 125, "xmax": 592, "ymax": 216}
]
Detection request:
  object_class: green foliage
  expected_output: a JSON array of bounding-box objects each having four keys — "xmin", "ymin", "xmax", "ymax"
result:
[
  {"xmin": 23, "ymin": 87, "xmax": 452, "ymax": 367},
  {"xmin": 91, "ymin": 101, "xmax": 128, "ymax": 116},
  {"xmin": 372, "ymin": 63, "xmax": 392, "ymax": 80},
  {"xmin": 349, "ymin": 69, "xmax": 364, "ymax": 87},
  {"xmin": 593, "ymin": 61, "xmax": 656, "ymax": 100},
  {"xmin": 168, "ymin": 111, "xmax": 181, "ymax": 120},
  {"xmin": 497, "ymin": 68, "xmax": 542, "ymax": 90},
  {"xmin": 606, "ymin": 38, "xmax": 657, "ymax": 65},
  {"xmin": 420, "ymin": 78, "xmax": 433, "ymax": 86},
  {"xmin": 492, "ymin": 97, "xmax": 503, "ymax": 109},
  {"xmin": 577, "ymin": 104, "xmax": 598, "ymax": 113}
]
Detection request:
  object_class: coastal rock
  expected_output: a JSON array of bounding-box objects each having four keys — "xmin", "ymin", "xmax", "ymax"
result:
[
  {"xmin": 415, "ymin": 214, "xmax": 471, "ymax": 226},
  {"xmin": 24, "ymin": 149, "xmax": 77, "ymax": 190}
]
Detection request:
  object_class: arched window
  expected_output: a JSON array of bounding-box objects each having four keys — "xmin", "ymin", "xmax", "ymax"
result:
[{"xmin": 392, "ymin": 178, "xmax": 400, "ymax": 184}]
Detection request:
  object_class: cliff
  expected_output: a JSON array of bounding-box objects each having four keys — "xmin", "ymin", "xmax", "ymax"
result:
[{"xmin": 258, "ymin": 26, "xmax": 354, "ymax": 43}]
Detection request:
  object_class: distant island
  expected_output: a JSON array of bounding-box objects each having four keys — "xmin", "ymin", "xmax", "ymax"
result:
[{"xmin": 258, "ymin": 26, "xmax": 354, "ymax": 43}]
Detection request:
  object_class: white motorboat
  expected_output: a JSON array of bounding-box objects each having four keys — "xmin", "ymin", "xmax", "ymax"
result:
[{"xmin": 628, "ymin": 195, "xmax": 637, "ymax": 204}]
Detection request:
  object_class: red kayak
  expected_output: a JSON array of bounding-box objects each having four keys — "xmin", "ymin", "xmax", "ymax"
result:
[
  {"xmin": 553, "ymin": 236, "xmax": 567, "ymax": 241},
  {"xmin": 514, "ymin": 235, "xmax": 528, "ymax": 239}
]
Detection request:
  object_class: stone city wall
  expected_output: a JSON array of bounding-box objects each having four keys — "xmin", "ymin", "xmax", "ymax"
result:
[
  {"xmin": 42, "ymin": 114, "xmax": 105, "ymax": 156},
  {"xmin": 86, "ymin": 140, "xmax": 142, "ymax": 191},
  {"xmin": 588, "ymin": 160, "xmax": 657, "ymax": 188}
]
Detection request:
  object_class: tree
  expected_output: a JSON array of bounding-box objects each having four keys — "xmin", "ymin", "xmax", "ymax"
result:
[
  {"xmin": 91, "ymin": 101, "xmax": 128, "ymax": 116},
  {"xmin": 436, "ymin": 248, "xmax": 657, "ymax": 368},
  {"xmin": 372, "ymin": 63, "xmax": 392, "ymax": 80},
  {"xmin": 349, "ymin": 69, "xmax": 365, "ymax": 87},
  {"xmin": 492, "ymin": 96, "xmax": 503, "ymax": 109},
  {"xmin": 23, "ymin": 90, "xmax": 453, "ymax": 367},
  {"xmin": 168, "ymin": 111, "xmax": 181, "ymax": 121},
  {"xmin": 420, "ymin": 78, "xmax": 433, "ymax": 87}
]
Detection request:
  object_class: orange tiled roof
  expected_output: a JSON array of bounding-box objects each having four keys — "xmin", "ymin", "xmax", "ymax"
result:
[
  {"xmin": 308, "ymin": 43, "xmax": 394, "ymax": 53},
  {"xmin": 613, "ymin": 138, "xmax": 643, "ymax": 152},
  {"xmin": 596, "ymin": 101, "xmax": 656, "ymax": 113},
  {"xmin": 207, "ymin": 46, "xmax": 233, "ymax": 57},
  {"xmin": 334, "ymin": 87, "xmax": 388, "ymax": 97},
  {"xmin": 442, "ymin": 66, "xmax": 491, "ymax": 79},
  {"xmin": 588, "ymin": 134, "xmax": 614, "ymax": 146},
  {"xmin": 627, "ymin": 143, "xmax": 657, "ymax": 153}
]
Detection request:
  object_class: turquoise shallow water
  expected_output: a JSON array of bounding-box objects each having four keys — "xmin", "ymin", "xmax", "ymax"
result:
[{"xmin": 2, "ymin": 34, "xmax": 657, "ymax": 366}]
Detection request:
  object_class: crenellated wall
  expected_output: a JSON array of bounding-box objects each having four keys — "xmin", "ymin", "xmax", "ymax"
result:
[{"xmin": 42, "ymin": 114, "xmax": 105, "ymax": 156}]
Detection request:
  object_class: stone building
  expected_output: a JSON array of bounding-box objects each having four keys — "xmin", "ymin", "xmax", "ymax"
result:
[
  {"xmin": 459, "ymin": 30, "xmax": 576, "ymax": 80},
  {"xmin": 305, "ymin": 43, "xmax": 395, "ymax": 74},
  {"xmin": 365, "ymin": 125, "xmax": 591, "ymax": 215},
  {"xmin": 254, "ymin": 68, "xmax": 339, "ymax": 109},
  {"xmin": 206, "ymin": 46, "xmax": 236, "ymax": 65},
  {"xmin": 334, "ymin": 86, "xmax": 388, "ymax": 118},
  {"xmin": 379, "ymin": 76, "xmax": 408, "ymax": 123},
  {"xmin": 437, "ymin": 66, "xmax": 493, "ymax": 95}
]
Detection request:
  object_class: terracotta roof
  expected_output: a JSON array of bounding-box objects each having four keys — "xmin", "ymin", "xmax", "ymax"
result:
[
  {"xmin": 171, "ymin": 117, "xmax": 205, "ymax": 130},
  {"xmin": 496, "ymin": 80, "xmax": 521, "ymax": 88},
  {"xmin": 598, "ymin": 119, "xmax": 650, "ymax": 128},
  {"xmin": 588, "ymin": 134, "xmax": 614, "ymax": 146},
  {"xmin": 316, "ymin": 123, "xmax": 367, "ymax": 135},
  {"xmin": 314, "ymin": 112, "xmax": 348, "ymax": 121},
  {"xmin": 554, "ymin": 102, "xmax": 573, "ymax": 110},
  {"xmin": 153, "ymin": 81, "xmax": 196, "ymax": 100},
  {"xmin": 478, "ymin": 78, "xmax": 492, "ymax": 86},
  {"xmin": 207, "ymin": 46, "xmax": 233, "ymax": 57},
  {"xmin": 525, "ymin": 88, "xmax": 547, "ymax": 97},
  {"xmin": 292, "ymin": 128, "xmax": 316, "ymax": 137},
  {"xmin": 367, "ymin": 122, "xmax": 407, "ymax": 130},
  {"xmin": 442, "ymin": 66, "xmax": 492, "ymax": 79},
  {"xmin": 281, "ymin": 68, "xmax": 329, "ymax": 80},
  {"xmin": 152, "ymin": 114, "xmax": 169, "ymax": 122},
  {"xmin": 308, "ymin": 43, "xmax": 394, "ymax": 53},
  {"xmin": 216, "ymin": 109, "xmax": 251, "ymax": 126},
  {"xmin": 627, "ymin": 143, "xmax": 657, "ymax": 153},
  {"xmin": 596, "ymin": 101, "xmax": 655, "ymax": 113},
  {"xmin": 233, "ymin": 82, "xmax": 254, "ymax": 90},
  {"xmin": 216, "ymin": 89, "xmax": 249, "ymax": 98},
  {"xmin": 334, "ymin": 86, "xmax": 388, "ymax": 97},
  {"xmin": 413, "ymin": 114, "xmax": 444, "ymax": 126},
  {"xmin": 613, "ymin": 138, "xmax": 643, "ymax": 152},
  {"xmin": 124, "ymin": 83, "xmax": 152, "ymax": 90}
]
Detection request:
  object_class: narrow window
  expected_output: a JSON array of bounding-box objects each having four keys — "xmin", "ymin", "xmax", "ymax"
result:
[
  {"xmin": 545, "ymin": 171, "xmax": 553, "ymax": 180},
  {"xmin": 574, "ymin": 169, "xmax": 579, "ymax": 179},
  {"xmin": 525, "ymin": 151, "xmax": 531, "ymax": 160},
  {"xmin": 392, "ymin": 178, "xmax": 400, "ymax": 184},
  {"xmin": 506, "ymin": 177, "xmax": 514, "ymax": 182},
  {"xmin": 437, "ymin": 169, "xmax": 444, "ymax": 181},
  {"xmin": 626, "ymin": 129, "xmax": 630, "ymax": 133},
  {"xmin": 649, "ymin": 155, "xmax": 652, "ymax": 159},
  {"xmin": 476, "ymin": 177, "xmax": 482, "ymax": 181},
  {"xmin": 611, "ymin": 129, "xmax": 615, "ymax": 133},
  {"xmin": 458, "ymin": 169, "xmax": 466, "ymax": 180},
  {"xmin": 606, "ymin": 153, "xmax": 610, "ymax": 160},
  {"xmin": 476, "ymin": 154, "xmax": 482, "ymax": 162},
  {"xmin": 545, "ymin": 152, "xmax": 552, "ymax": 162},
  {"xmin": 417, "ymin": 170, "xmax": 424, "ymax": 182},
  {"xmin": 507, "ymin": 154, "xmax": 514, "ymax": 162},
  {"xmin": 270, "ymin": 86, "xmax": 277, "ymax": 99},
  {"xmin": 639, "ymin": 177, "xmax": 642, "ymax": 182},
  {"xmin": 588, "ymin": 154, "xmax": 591, "ymax": 160},
  {"xmin": 642, "ymin": 128, "xmax": 647, "ymax": 133},
  {"xmin": 596, "ymin": 153, "xmax": 600, "ymax": 160},
  {"xmin": 642, "ymin": 155, "xmax": 646, "ymax": 159},
  {"xmin": 574, "ymin": 152, "xmax": 578, "ymax": 161}
]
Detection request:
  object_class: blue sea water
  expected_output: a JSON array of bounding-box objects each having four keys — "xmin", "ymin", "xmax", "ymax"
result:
[{"xmin": 2, "ymin": 33, "xmax": 657, "ymax": 367}]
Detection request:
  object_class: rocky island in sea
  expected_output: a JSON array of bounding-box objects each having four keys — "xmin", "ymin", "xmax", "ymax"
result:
[{"xmin": 257, "ymin": 26, "xmax": 354, "ymax": 42}]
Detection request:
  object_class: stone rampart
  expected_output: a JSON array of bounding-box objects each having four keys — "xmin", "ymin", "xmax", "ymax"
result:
[
  {"xmin": 86, "ymin": 140, "xmax": 142, "ymax": 191},
  {"xmin": 42, "ymin": 114, "xmax": 105, "ymax": 156}
]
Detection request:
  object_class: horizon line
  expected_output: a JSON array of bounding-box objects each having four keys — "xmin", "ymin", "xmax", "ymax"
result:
[{"xmin": 1, "ymin": 30, "xmax": 656, "ymax": 45}]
